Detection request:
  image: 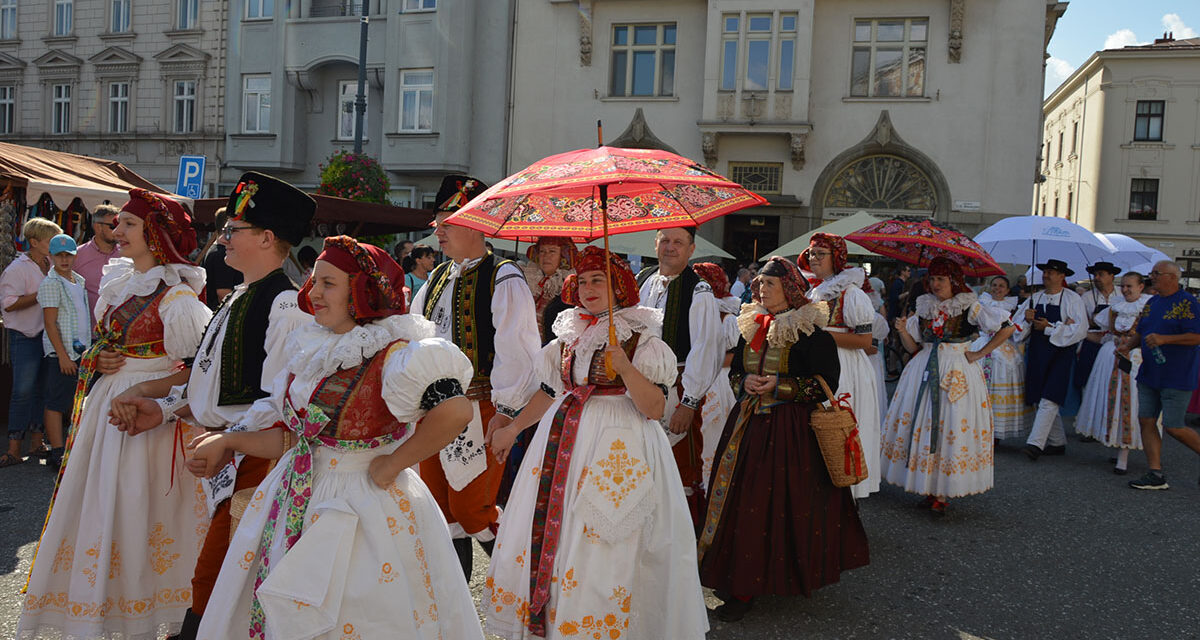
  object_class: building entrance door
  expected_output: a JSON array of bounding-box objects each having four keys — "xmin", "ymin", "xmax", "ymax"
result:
[{"xmin": 722, "ymin": 212, "xmax": 779, "ymax": 265}]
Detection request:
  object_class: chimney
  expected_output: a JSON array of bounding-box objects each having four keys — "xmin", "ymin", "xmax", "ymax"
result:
[{"xmin": 1154, "ymin": 31, "xmax": 1175, "ymax": 44}]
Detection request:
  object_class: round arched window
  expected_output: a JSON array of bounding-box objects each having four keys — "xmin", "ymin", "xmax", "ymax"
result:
[{"xmin": 823, "ymin": 154, "xmax": 937, "ymax": 213}]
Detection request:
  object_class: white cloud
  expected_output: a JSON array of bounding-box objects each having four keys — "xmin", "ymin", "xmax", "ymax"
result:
[
  {"xmin": 1162, "ymin": 14, "xmax": 1198, "ymax": 39},
  {"xmin": 1103, "ymin": 28, "xmax": 1147, "ymax": 50},
  {"xmin": 1046, "ymin": 56, "xmax": 1075, "ymax": 87}
]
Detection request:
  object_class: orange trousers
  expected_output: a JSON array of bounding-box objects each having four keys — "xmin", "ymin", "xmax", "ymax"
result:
[
  {"xmin": 190, "ymin": 454, "xmax": 272, "ymax": 615},
  {"xmin": 418, "ymin": 400, "xmax": 504, "ymax": 539}
]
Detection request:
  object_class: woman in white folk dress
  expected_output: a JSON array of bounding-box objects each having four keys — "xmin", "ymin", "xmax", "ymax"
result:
[
  {"xmin": 1075, "ymin": 272, "xmax": 1151, "ymax": 474},
  {"xmin": 971, "ymin": 275, "xmax": 1030, "ymax": 441},
  {"xmin": 799, "ymin": 233, "xmax": 882, "ymax": 498},
  {"xmin": 187, "ymin": 236, "xmax": 483, "ymax": 640},
  {"xmin": 19, "ymin": 190, "xmax": 212, "ymax": 640},
  {"xmin": 880, "ymin": 258, "xmax": 1015, "ymax": 516},
  {"xmin": 484, "ymin": 246, "xmax": 708, "ymax": 640}
]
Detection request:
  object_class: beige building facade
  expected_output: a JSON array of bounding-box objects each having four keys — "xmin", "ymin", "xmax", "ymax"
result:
[
  {"xmin": 509, "ymin": 0, "xmax": 1066, "ymax": 263},
  {"xmin": 1039, "ymin": 35, "xmax": 1200, "ymax": 268},
  {"xmin": 0, "ymin": 0, "xmax": 228, "ymax": 195}
]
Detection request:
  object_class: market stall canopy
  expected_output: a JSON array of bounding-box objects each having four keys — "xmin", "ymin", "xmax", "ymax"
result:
[
  {"xmin": 191, "ymin": 194, "xmax": 434, "ymax": 234},
  {"xmin": 766, "ymin": 211, "xmax": 882, "ymax": 257},
  {"xmin": 0, "ymin": 141, "xmax": 186, "ymax": 210}
]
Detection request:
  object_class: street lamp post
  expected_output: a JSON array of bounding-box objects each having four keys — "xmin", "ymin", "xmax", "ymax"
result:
[{"xmin": 353, "ymin": 0, "xmax": 369, "ymax": 154}]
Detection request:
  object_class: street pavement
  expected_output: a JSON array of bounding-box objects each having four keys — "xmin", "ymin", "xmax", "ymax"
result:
[{"xmin": 3, "ymin": 432, "xmax": 1198, "ymax": 640}]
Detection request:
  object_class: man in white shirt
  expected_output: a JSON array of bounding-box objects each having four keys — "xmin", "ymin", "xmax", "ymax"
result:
[
  {"xmin": 637, "ymin": 226, "xmax": 724, "ymax": 527},
  {"xmin": 410, "ymin": 175, "xmax": 541, "ymax": 580}
]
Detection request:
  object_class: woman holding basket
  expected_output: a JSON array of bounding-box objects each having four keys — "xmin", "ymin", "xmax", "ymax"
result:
[{"xmin": 698, "ymin": 257, "xmax": 869, "ymax": 623}]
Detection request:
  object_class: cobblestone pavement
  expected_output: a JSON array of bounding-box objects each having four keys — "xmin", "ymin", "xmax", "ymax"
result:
[{"xmin": 4, "ymin": 433, "xmax": 1198, "ymax": 639}]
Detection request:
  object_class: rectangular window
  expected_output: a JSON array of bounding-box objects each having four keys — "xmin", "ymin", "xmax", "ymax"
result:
[
  {"xmin": 246, "ymin": 0, "xmax": 273, "ymax": 19},
  {"xmin": 1129, "ymin": 178, "xmax": 1159, "ymax": 220},
  {"xmin": 1, "ymin": 0, "xmax": 17, "ymax": 39},
  {"xmin": 242, "ymin": 75, "xmax": 271, "ymax": 133},
  {"xmin": 337, "ymin": 80, "xmax": 367, "ymax": 140},
  {"xmin": 1071, "ymin": 121, "xmax": 1078, "ymax": 155},
  {"xmin": 850, "ymin": 17, "xmax": 927, "ymax": 97},
  {"xmin": 178, "ymin": 0, "xmax": 197, "ymax": 29},
  {"xmin": 51, "ymin": 83, "xmax": 70, "ymax": 134},
  {"xmin": 721, "ymin": 13, "xmax": 798, "ymax": 92},
  {"xmin": 1066, "ymin": 191, "xmax": 1073, "ymax": 219},
  {"xmin": 1053, "ymin": 196, "xmax": 1059, "ymax": 218},
  {"xmin": 1134, "ymin": 100, "xmax": 1164, "ymax": 141},
  {"xmin": 400, "ymin": 69, "xmax": 433, "ymax": 132},
  {"xmin": 729, "ymin": 162, "xmax": 783, "ymax": 195},
  {"xmin": 173, "ymin": 80, "xmax": 195, "ymax": 133},
  {"xmin": 0, "ymin": 85, "xmax": 13, "ymax": 134},
  {"xmin": 778, "ymin": 16, "xmax": 796, "ymax": 91},
  {"xmin": 1057, "ymin": 131, "xmax": 1063, "ymax": 162},
  {"xmin": 609, "ymin": 23, "xmax": 675, "ymax": 97},
  {"xmin": 108, "ymin": 82, "xmax": 129, "ymax": 133},
  {"xmin": 53, "ymin": 0, "xmax": 72, "ymax": 35},
  {"xmin": 403, "ymin": 0, "xmax": 435, "ymax": 10},
  {"xmin": 111, "ymin": 0, "xmax": 130, "ymax": 32}
]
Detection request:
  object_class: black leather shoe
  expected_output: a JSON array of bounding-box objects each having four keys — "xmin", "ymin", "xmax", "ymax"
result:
[
  {"xmin": 715, "ymin": 598, "xmax": 753, "ymax": 622},
  {"xmin": 453, "ymin": 538, "xmax": 474, "ymax": 582},
  {"xmin": 166, "ymin": 608, "xmax": 201, "ymax": 640},
  {"xmin": 1022, "ymin": 444, "xmax": 1042, "ymax": 460},
  {"xmin": 1043, "ymin": 444, "xmax": 1067, "ymax": 456}
]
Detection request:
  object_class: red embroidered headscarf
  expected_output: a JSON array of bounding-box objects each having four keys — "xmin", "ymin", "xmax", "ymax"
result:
[
  {"xmin": 119, "ymin": 189, "xmax": 198, "ymax": 266},
  {"xmin": 797, "ymin": 232, "xmax": 849, "ymax": 277},
  {"xmin": 525, "ymin": 237, "xmax": 578, "ymax": 271},
  {"xmin": 561, "ymin": 246, "xmax": 640, "ymax": 308},
  {"xmin": 298, "ymin": 235, "xmax": 407, "ymax": 324},
  {"xmin": 925, "ymin": 257, "xmax": 971, "ymax": 296},
  {"xmin": 691, "ymin": 262, "xmax": 731, "ymax": 299},
  {"xmin": 751, "ymin": 256, "xmax": 810, "ymax": 310}
]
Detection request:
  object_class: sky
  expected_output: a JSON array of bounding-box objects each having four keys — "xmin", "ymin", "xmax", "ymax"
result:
[{"xmin": 1044, "ymin": 1, "xmax": 1198, "ymax": 96}]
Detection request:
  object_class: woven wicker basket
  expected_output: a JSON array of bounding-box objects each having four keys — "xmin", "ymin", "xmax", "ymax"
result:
[{"xmin": 810, "ymin": 375, "xmax": 868, "ymax": 488}]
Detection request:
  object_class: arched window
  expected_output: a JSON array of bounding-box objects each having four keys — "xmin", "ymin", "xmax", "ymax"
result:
[{"xmin": 823, "ymin": 154, "xmax": 937, "ymax": 214}]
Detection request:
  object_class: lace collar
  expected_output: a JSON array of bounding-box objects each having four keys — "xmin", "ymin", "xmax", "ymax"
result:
[
  {"xmin": 552, "ymin": 305, "xmax": 663, "ymax": 355},
  {"xmin": 915, "ymin": 292, "xmax": 978, "ymax": 319},
  {"xmin": 286, "ymin": 313, "xmax": 436, "ymax": 382},
  {"xmin": 981, "ymin": 295, "xmax": 1018, "ymax": 312},
  {"xmin": 96, "ymin": 258, "xmax": 205, "ymax": 310},
  {"xmin": 808, "ymin": 267, "xmax": 865, "ymax": 301},
  {"xmin": 1109, "ymin": 294, "xmax": 1152, "ymax": 317},
  {"xmin": 522, "ymin": 263, "xmax": 569, "ymax": 297},
  {"xmin": 736, "ymin": 302, "xmax": 829, "ymax": 348}
]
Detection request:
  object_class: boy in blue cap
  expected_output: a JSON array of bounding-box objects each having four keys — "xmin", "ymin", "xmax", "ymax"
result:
[{"xmin": 36, "ymin": 233, "xmax": 91, "ymax": 468}]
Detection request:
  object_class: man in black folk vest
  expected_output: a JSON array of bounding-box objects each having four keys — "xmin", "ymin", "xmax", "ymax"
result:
[
  {"xmin": 410, "ymin": 175, "xmax": 541, "ymax": 580},
  {"xmin": 637, "ymin": 226, "xmax": 724, "ymax": 527}
]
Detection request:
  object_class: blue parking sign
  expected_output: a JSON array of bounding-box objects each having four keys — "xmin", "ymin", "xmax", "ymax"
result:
[{"xmin": 176, "ymin": 155, "xmax": 206, "ymax": 199}]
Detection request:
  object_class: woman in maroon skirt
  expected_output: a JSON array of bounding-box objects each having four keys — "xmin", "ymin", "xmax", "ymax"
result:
[{"xmin": 698, "ymin": 256, "xmax": 870, "ymax": 622}]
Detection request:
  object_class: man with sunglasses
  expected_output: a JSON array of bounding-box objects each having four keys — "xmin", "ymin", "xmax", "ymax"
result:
[
  {"xmin": 104, "ymin": 172, "xmax": 316, "ymax": 639},
  {"xmin": 1121, "ymin": 261, "xmax": 1200, "ymax": 490},
  {"xmin": 73, "ymin": 204, "xmax": 121, "ymax": 312}
]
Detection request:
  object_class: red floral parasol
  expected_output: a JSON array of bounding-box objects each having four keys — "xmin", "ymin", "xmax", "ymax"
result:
[
  {"xmin": 443, "ymin": 146, "xmax": 766, "ymax": 239},
  {"xmin": 845, "ymin": 218, "xmax": 1005, "ymax": 277}
]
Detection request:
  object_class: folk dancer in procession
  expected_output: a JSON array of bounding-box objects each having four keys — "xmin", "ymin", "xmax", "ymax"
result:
[
  {"xmin": 522, "ymin": 237, "xmax": 577, "ymax": 345},
  {"xmin": 410, "ymin": 175, "xmax": 542, "ymax": 579},
  {"xmin": 698, "ymin": 257, "xmax": 868, "ymax": 622},
  {"xmin": 880, "ymin": 258, "xmax": 1016, "ymax": 516},
  {"xmin": 1076, "ymin": 272, "xmax": 1151, "ymax": 474},
  {"xmin": 799, "ymin": 233, "xmax": 883, "ymax": 498},
  {"xmin": 1014, "ymin": 259, "xmax": 1089, "ymax": 460},
  {"xmin": 105, "ymin": 173, "xmax": 316, "ymax": 639},
  {"xmin": 865, "ymin": 274, "xmax": 890, "ymax": 425},
  {"xmin": 484, "ymin": 246, "xmax": 708, "ymax": 640},
  {"xmin": 19, "ymin": 190, "xmax": 213, "ymax": 640},
  {"xmin": 1074, "ymin": 261, "xmax": 1122, "ymax": 435},
  {"xmin": 636, "ymin": 227, "xmax": 724, "ymax": 526},
  {"xmin": 690, "ymin": 262, "xmax": 742, "ymax": 490},
  {"xmin": 189, "ymin": 237, "xmax": 485, "ymax": 640},
  {"xmin": 971, "ymin": 275, "xmax": 1030, "ymax": 440}
]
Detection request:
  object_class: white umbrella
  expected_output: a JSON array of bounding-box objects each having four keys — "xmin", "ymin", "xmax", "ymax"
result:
[
  {"xmin": 766, "ymin": 210, "xmax": 882, "ymax": 257},
  {"xmin": 1097, "ymin": 233, "xmax": 1169, "ymax": 270},
  {"xmin": 974, "ymin": 216, "xmax": 1115, "ymax": 268}
]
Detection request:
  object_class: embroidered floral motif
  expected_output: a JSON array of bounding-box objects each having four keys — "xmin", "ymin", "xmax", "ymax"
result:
[
  {"xmin": 486, "ymin": 576, "xmax": 531, "ymax": 624},
  {"xmin": 588, "ymin": 440, "xmax": 650, "ymax": 509},
  {"xmin": 82, "ymin": 537, "xmax": 101, "ymax": 587},
  {"xmin": 51, "ymin": 537, "xmax": 73, "ymax": 574},
  {"xmin": 419, "ymin": 377, "xmax": 465, "ymax": 411},
  {"xmin": 556, "ymin": 586, "xmax": 632, "ymax": 638},
  {"xmin": 148, "ymin": 522, "xmax": 180, "ymax": 575},
  {"xmin": 340, "ymin": 622, "xmax": 362, "ymax": 640},
  {"xmin": 107, "ymin": 541, "xmax": 121, "ymax": 579},
  {"xmin": 560, "ymin": 567, "xmax": 578, "ymax": 595},
  {"xmin": 940, "ymin": 369, "xmax": 969, "ymax": 403},
  {"xmin": 379, "ymin": 562, "xmax": 396, "ymax": 584},
  {"xmin": 238, "ymin": 550, "xmax": 255, "ymax": 571},
  {"xmin": 1164, "ymin": 300, "xmax": 1196, "ymax": 320}
]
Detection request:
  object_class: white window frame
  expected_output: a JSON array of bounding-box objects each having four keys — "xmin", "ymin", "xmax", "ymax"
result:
[
  {"xmin": 110, "ymin": 0, "xmax": 131, "ymax": 33},
  {"xmin": 0, "ymin": 85, "xmax": 14, "ymax": 134},
  {"xmin": 51, "ymin": 83, "xmax": 71, "ymax": 134},
  {"xmin": 0, "ymin": 0, "xmax": 16, "ymax": 40},
  {"xmin": 177, "ymin": 0, "xmax": 197, "ymax": 30},
  {"xmin": 108, "ymin": 81, "xmax": 129, "ymax": 133},
  {"xmin": 242, "ymin": 74, "xmax": 271, "ymax": 134},
  {"xmin": 399, "ymin": 69, "xmax": 433, "ymax": 133},
  {"xmin": 608, "ymin": 23, "xmax": 676, "ymax": 98},
  {"xmin": 246, "ymin": 0, "xmax": 273, "ymax": 20},
  {"xmin": 720, "ymin": 13, "xmax": 798, "ymax": 93},
  {"xmin": 389, "ymin": 186, "xmax": 416, "ymax": 208},
  {"xmin": 173, "ymin": 79, "xmax": 195, "ymax": 134},
  {"xmin": 850, "ymin": 17, "xmax": 928, "ymax": 98},
  {"xmin": 53, "ymin": 0, "xmax": 72, "ymax": 36},
  {"xmin": 402, "ymin": 0, "xmax": 436, "ymax": 12},
  {"xmin": 337, "ymin": 80, "xmax": 367, "ymax": 141}
]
